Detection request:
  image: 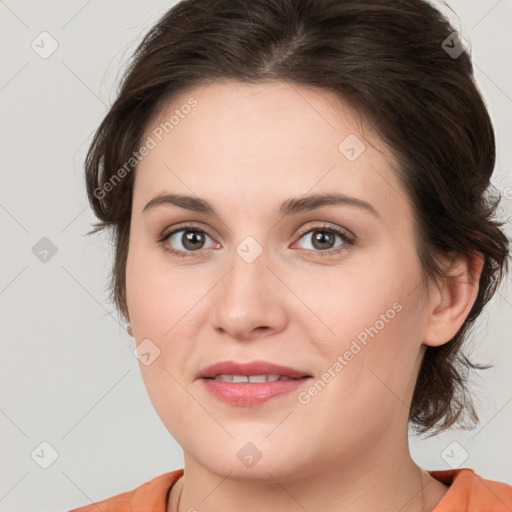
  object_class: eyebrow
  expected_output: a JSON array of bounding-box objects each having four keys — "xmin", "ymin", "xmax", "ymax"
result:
[{"xmin": 142, "ymin": 192, "xmax": 380, "ymax": 219}]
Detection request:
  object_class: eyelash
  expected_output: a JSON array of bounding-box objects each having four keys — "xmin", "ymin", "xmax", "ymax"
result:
[{"xmin": 157, "ymin": 223, "xmax": 355, "ymax": 259}]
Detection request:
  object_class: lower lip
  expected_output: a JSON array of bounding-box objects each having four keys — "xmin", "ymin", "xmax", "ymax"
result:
[{"xmin": 200, "ymin": 377, "xmax": 311, "ymax": 405}]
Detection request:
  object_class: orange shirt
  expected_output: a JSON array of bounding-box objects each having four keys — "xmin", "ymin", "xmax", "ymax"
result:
[{"xmin": 69, "ymin": 467, "xmax": 512, "ymax": 511}]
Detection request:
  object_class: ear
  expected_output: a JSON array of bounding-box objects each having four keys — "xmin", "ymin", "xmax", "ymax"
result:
[{"xmin": 422, "ymin": 251, "xmax": 484, "ymax": 347}]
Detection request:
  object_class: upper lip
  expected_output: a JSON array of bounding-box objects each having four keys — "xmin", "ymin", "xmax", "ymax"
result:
[{"xmin": 198, "ymin": 360, "xmax": 311, "ymax": 379}]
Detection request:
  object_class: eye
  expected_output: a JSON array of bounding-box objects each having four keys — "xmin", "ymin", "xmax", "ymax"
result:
[
  {"xmin": 158, "ymin": 222, "xmax": 354, "ymax": 259},
  {"xmin": 293, "ymin": 224, "xmax": 354, "ymax": 255},
  {"xmin": 158, "ymin": 224, "xmax": 219, "ymax": 258}
]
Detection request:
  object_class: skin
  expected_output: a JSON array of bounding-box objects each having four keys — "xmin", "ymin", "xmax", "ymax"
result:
[{"xmin": 125, "ymin": 80, "xmax": 483, "ymax": 512}]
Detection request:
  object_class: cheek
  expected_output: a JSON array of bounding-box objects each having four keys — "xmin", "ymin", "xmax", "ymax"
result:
[
  {"xmin": 298, "ymin": 254, "xmax": 420, "ymax": 350},
  {"xmin": 126, "ymin": 250, "xmax": 198, "ymax": 435},
  {"xmin": 300, "ymin": 254, "xmax": 426, "ymax": 410},
  {"xmin": 322, "ymin": 294, "xmax": 425, "ymax": 422},
  {"xmin": 295, "ymin": 304, "xmax": 424, "ymax": 452},
  {"xmin": 125, "ymin": 240, "xmax": 197, "ymax": 337}
]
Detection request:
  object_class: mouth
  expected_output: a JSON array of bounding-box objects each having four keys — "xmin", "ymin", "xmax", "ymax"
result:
[{"xmin": 198, "ymin": 360, "xmax": 312, "ymax": 405}]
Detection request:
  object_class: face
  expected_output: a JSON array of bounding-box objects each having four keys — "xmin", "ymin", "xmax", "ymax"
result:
[{"xmin": 125, "ymin": 80, "xmax": 433, "ymax": 481}]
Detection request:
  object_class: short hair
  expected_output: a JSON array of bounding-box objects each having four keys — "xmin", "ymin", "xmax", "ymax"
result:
[{"xmin": 84, "ymin": 0, "xmax": 510, "ymax": 434}]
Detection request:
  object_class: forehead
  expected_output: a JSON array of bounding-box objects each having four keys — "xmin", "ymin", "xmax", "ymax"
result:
[
  {"xmin": 134, "ymin": 80, "xmax": 410, "ymax": 222},
  {"xmin": 145, "ymin": 80, "xmax": 365, "ymax": 159}
]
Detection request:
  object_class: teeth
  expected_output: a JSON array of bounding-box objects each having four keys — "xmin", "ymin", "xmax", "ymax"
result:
[{"xmin": 212, "ymin": 374, "xmax": 292, "ymax": 382}]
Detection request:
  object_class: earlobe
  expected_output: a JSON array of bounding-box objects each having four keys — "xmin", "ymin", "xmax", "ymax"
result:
[{"xmin": 422, "ymin": 251, "xmax": 484, "ymax": 347}]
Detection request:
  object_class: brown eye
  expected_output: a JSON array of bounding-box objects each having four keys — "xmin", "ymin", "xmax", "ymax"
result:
[
  {"xmin": 309, "ymin": 230, "xmax": 337, "ymax": 250},
  {"xmin": 180, "ymin": 230, "xmax": 206, "ymax": 251},
  {"xmin": 160, "ymin": 226, "xmax": 218, "ymax": 257},
  {"xmin": 295, "ymin": 226, "xmax": 354, "ymax": 255}
]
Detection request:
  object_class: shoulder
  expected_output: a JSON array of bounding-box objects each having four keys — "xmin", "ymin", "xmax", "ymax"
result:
[
  {"xmin": 430, "ymin": 467, "xmax": 512, "ymax": 512},
  {"xmin": 68, "ymin": 469, "xmax": 183, "ymax": 512}
]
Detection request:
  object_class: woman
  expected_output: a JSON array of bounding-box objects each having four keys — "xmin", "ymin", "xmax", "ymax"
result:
[{"xmin": 71, "ymin": 0, "xmax": 511, "ymax": 510}]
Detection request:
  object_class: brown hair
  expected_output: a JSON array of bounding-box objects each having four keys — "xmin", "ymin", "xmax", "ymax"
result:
[{"xmin": 85, "ymin": 0, "xmax": 510, "ymax": 434}]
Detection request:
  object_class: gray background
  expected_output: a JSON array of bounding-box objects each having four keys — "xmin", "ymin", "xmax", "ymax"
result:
[{"xmin": 0, "ymin": 1, "xmax": 511, "ymax": 511}]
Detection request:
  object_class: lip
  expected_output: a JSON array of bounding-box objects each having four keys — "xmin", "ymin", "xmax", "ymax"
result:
[
  {"xmin": 197, "ymin": 360, "xmax": 311, "ymax": 379},
  {"xmin": 198, "ymin": 360, "xmax": 312, "ymax": 406},
  {"xmin": 201, "ymin": 378, "xmax": 312, "ymax": 405}
]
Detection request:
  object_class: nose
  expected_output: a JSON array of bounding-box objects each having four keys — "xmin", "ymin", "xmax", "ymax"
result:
[{"xmin": 211, "ymin": 244, "xmax": 287, "ymax": 341}]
